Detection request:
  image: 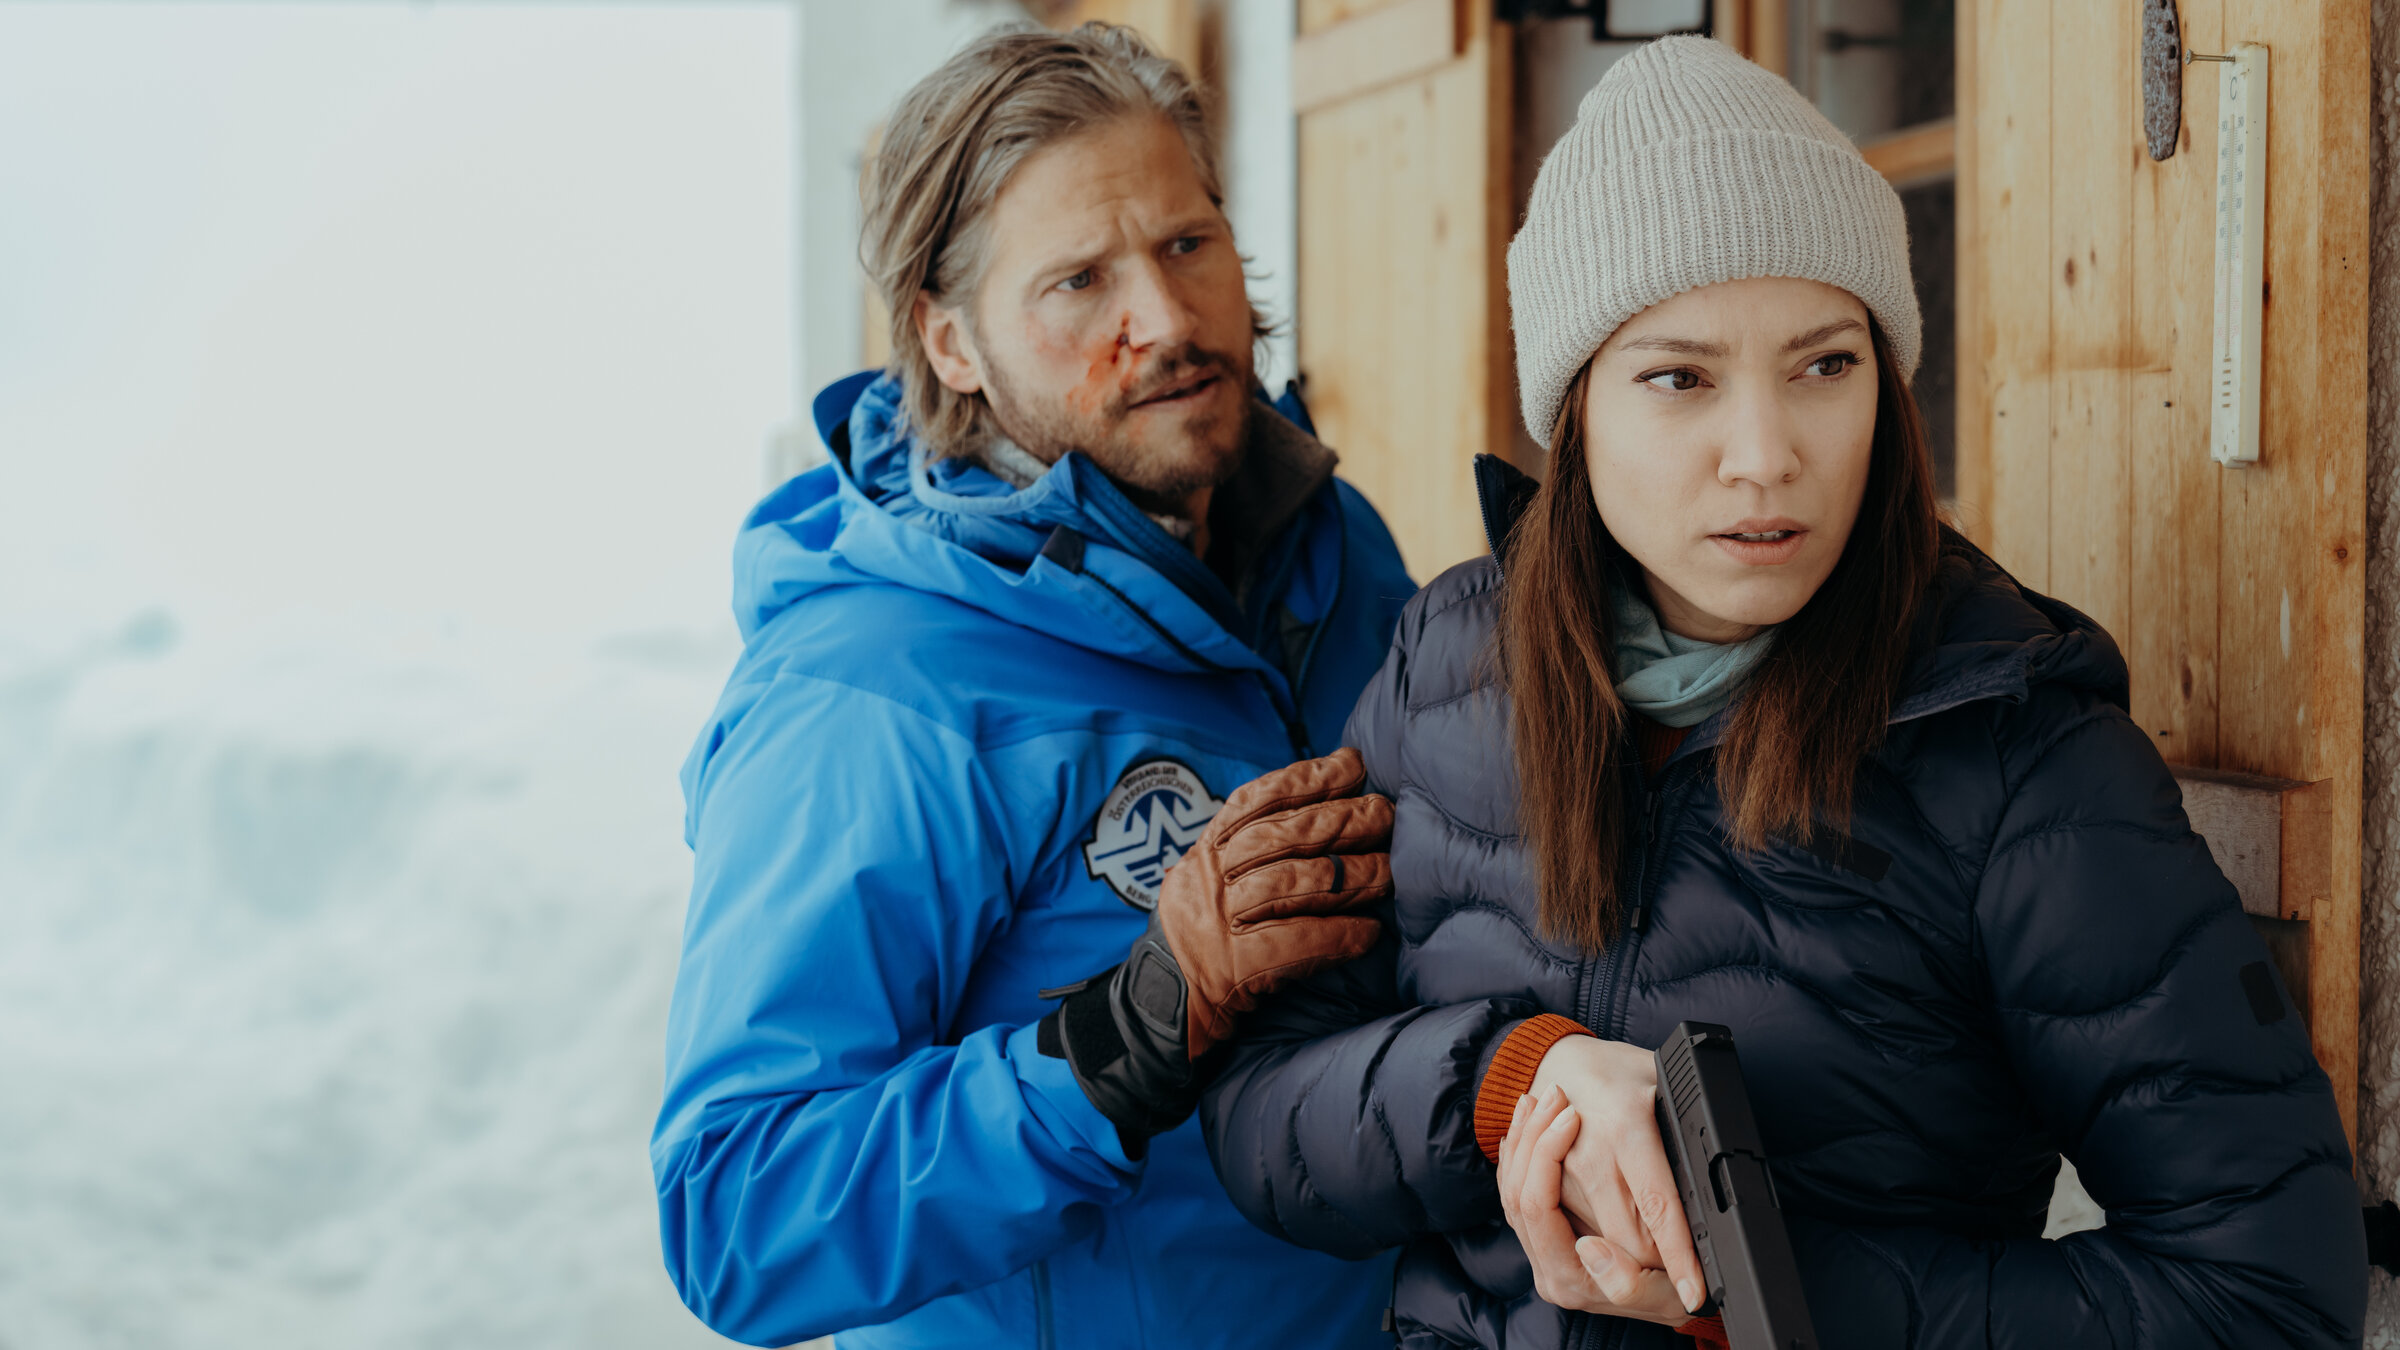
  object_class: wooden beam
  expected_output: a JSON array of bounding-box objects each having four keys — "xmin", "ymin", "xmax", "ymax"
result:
[
  {"xmin": 1746, "ymin": 0, "xmax": 1789, "ymax": 77},
  {"xmin": 1712, "ymin": 0, "xmax": 1747, "ymax": 59},
  {"xmin": 2213, "ymin": 0, "xmax": 2370, "ymax": 1144},
  {"xmin": 1297, "ymin": 0, "xmax": 1504, "ymax": 576},
  {"xmin": 1858, "ymin": 118, "xmax": 1957, "ymax": 187},
  {"xmin": 2126, "ymin": 0, "xmax": 2221, "ymax": 770},
  {"xmin": 1031, "ymin": 0, "xmax": 1202, "ymax": 73},
  {"xmin": 2045, "ymin": 0, "xmax": 2134, "ymax": 650},
  {"xmin": 1293, "ymin": 0, "xmax": 1460, "ymax": 115},
  {"xmin": 1952, "ymin": 0, "xmax": 1986, "ymax": 527},
  {"xmin": 1967, "ymin": 0, "xmax": 2054, "ymax": 586}
]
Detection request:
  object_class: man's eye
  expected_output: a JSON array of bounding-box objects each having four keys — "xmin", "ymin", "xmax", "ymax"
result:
[
  {"xmin": 1168, "ymin": 236, "xmax": 1202, "ymax": 256},
  {"xmin": 1058, "ymin": 269, "xmax": 1095, "ymax": 293},
  {"xmin": 1807, "ymin": 353, "xmax": 1857, "ymax": 378},
  {"xmin": 1639, "ymin": 368, "xmax": 1702, "ymax": 393}
]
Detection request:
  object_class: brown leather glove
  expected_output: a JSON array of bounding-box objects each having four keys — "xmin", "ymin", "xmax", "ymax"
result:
[
  {"xmin": 1037, "ymin": 748, "xmax": 1394, "ymax": 1153},
  {"xmin": 1156, "ymin": 746, "xmax": 1392, "ymax": 1058}
]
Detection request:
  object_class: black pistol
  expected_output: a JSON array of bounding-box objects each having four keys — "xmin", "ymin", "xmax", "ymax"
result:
[{"xmin": 1652, "ymin": 1021, "xmax": 1817, "ymax": 1350}]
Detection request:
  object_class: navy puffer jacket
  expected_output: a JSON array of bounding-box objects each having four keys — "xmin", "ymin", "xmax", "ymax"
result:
[{"xmin": 1201, "ymin": 465, "xmax": 2364, "ymax": 1349}]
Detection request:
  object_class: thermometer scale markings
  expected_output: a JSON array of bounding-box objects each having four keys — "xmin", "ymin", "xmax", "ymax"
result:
[{"xmin": 2209, "ymin": 44, "xmax": 2268, "ymax": 468}]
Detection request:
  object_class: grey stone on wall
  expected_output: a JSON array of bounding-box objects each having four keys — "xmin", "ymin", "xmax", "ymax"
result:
[{"xmin": 2363, "ymin": 0, "xmax": 2400, "ymax": 1340}]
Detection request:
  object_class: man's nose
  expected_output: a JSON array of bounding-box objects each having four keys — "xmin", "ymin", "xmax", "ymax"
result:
[
  {"xmin": 1717, "ymin": 385, "xmax": 1803, "ymax": 488},
  {"xmin": 1117, "ymin": 258, "xmax": 1200, "ymax": 353}
]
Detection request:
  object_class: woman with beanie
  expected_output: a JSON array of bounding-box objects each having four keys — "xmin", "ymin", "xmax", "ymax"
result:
[{"xmin": 1200, "ymin": 36, "xmax": 2363, "ymax": 1350}]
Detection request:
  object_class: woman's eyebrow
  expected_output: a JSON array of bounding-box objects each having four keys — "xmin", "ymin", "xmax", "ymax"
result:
[
  {"xmin": 1616, "ymin": 334, "xmax": 1727, "ymax": 357},
  {"xmin": 1781, "ymin": 317, "xmax": 1867, "ymax": 352}
]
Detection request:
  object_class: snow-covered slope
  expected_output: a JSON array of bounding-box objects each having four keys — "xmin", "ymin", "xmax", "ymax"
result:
[{"xmin": 0, "ymin": 615, "xmax": 737, "ymax": 1348}]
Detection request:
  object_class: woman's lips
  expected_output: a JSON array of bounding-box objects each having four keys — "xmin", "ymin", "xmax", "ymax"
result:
[{"xmin": 1708, "ymin": 526, "xmax": 1808, "ymax": 564}]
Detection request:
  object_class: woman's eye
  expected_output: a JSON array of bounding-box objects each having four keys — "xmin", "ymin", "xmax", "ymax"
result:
[
  {"xmin": 1057, "ymin": 269, "xmax": 1095, "ymax": 293},
  {"xmin": 1807, "ymin": 353, "xmax": 1857, "ymax": 378},
  {"xmin": 1640, "ymin": 368, "xmax": 1702, "ymax": 393}
]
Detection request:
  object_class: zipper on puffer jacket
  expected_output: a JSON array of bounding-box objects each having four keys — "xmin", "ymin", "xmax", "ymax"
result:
[{"xmin": 1585, "ymin": 760, "xmax": 1696, "ymax": 1039}]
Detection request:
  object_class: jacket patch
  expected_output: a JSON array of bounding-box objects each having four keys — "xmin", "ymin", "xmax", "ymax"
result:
[
  {"xmin": 1082, "ymin": 757, "xmax": 1224, "ymax": 911},
  {"xmin": 2240, "ymin": 962, "xmax": 2286, "ymax": 1025}
]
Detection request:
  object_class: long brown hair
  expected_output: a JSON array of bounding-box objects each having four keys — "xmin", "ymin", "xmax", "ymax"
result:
[{"xmin": 1497, "ymin": 319, "xmax": 1940, "ymax": 951}]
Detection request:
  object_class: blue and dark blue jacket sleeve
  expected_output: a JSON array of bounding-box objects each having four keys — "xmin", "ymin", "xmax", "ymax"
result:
[{"xmin": 650, "ymin": 669, "xmax": 1139, "ymax": 1347}]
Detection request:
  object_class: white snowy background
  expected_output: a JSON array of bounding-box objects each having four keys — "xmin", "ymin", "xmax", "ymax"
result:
[{"xmin": 0, "ymin": 4, "xmax": 793, "ymax": 1344}]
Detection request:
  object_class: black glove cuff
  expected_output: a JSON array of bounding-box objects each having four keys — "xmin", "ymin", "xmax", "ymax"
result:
[{"xmin": 1034, "ymin": 918, "xmax": 1216, "ymax": 1158}]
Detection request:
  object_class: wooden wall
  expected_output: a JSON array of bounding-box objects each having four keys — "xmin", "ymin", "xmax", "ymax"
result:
[
  {"xmin": 1028, "ymin": 0, "xmax": 1202, "ymax": 71},
  {"xmin": 1293, "ymin": 0, "xmax": 1514, "ymax": 580},
  {"xmin": 1956, "ymin": 0, "xmax": 2370, "ymax": 1138},
  {"xmin": 1288, "ymin": 0, "xmax": 1779, "ymax": 580}
]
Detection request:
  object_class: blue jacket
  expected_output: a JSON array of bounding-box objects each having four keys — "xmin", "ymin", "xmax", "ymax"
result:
[
  {"xmin": 1202, "ymin": 461, "xmax": 2364, "ymax": 1349},
  {"xmin": 653, "ymin": 371, "xmax": 1416, "ymax": 1349}
]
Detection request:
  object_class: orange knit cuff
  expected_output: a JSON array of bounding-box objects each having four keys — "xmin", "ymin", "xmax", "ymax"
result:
[{"xmin": 1472, "ymin": 1013, "xmax": 1594, "ymax": 1160}]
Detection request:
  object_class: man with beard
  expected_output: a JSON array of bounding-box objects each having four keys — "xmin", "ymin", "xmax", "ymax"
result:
[{"xmin": 650, "ymin": 23, "xmax": 1417, "ymax": 1350}]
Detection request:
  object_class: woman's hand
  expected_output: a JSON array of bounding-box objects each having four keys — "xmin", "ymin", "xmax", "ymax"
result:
[
  {"xmin": 1525, "ymin": 1034, "xmax": 1706, "ymax": 1313},
  {"xmin": 1496, "ymin": 1088, "xmax": 1697, "ymax": 1325}
]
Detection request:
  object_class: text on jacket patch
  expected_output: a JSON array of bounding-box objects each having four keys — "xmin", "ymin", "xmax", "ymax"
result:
[{"xmin": 1081, "ymin": 758, "xmax": 1225, "ymax": 910}]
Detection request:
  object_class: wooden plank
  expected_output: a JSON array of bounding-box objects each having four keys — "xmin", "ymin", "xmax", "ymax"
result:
[
  {"xmin": 1479, "ymin": 5, "xmax": 1519, "ymax": 482},
  {"xmin": 2212, "ymin": 0, "xmax": 2368, "ymax": 1141},
  {"xmin": 1039, "ymin": 0, "xmax": 1202, "ymax": 72},
  {"xmin": 1964, "ymin": 0, "xmax": 2052, "ymax": 583},
  {"xmin": 1295, "ymin": 0, "xmax": 1502, "ymax": 577},
  {"xmin": 2214, "ymin": 6, "xmax": 2312, "ymax": 783},
  {"xmin": 2043, "ymin": 0, "xmax": 2134, "ymax": 645},
  {"xmin": 1300, "ymin": 0, "xmax": 1397, "ymax": 36},
  {"xmin": 1952, "ymin": 0, "xmax": 1987, "ymax": 528},
  {"xmin": 2283, "ymin": 777, "xmax": 2335, "ymax": 926},
  {"xmin": 1745, "ymin": 0, "xmax": 1789, "ymax": 78},
  {"xmin": 2126, "ymin": 0, "xmax": 2221, "ymax": 770},
  {"xmin": 1857, "ymin": 118, "xmax": 1957, "ymax": 188},
  {"xmin": 1298, "ymin": 71, "xmax": 1377, "ymax": 508},
  {"xmin": 2308, "ymin": 0, "xmax": 2371, "ymax": 1150},
  {"xmin": 1292, "ymin": 0, "xmax": 1460, "ymax": 115},
  {"xmin": 2302, "ymin": 0, "xmax": 2369, "ymax": 1151},
  {"xmin": 1711, "ymin": 0, "xmax": 1747, "ymax": 59}
]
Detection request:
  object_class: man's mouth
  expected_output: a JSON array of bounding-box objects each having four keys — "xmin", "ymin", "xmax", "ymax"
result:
[{"xmin": 1130, "ymin": 369, "xmax": 1222, "ymax": 409}]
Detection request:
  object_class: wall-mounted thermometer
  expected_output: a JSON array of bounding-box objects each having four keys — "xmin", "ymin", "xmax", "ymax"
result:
[{"xmin": 2206, "ymin": 43, "xmax": 2268, "ymax": 468}]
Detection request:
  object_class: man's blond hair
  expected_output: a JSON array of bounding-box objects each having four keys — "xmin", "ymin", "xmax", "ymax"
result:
[{"xmin": 861, "ymin": 22, "xmax": 1257, "ymax": 457}]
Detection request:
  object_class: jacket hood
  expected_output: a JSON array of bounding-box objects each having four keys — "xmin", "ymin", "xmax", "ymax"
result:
[
  {"xmin": 729, "ymin": 372, "xmax": 1290, "ymax": 679},
  {"xmin": 1891, "ymin": 536, "xmax": 2128, "ymax": 721},
  {"xmin": 1470, "ymin": 453, "xmax": 2127, "ymax": 725}
]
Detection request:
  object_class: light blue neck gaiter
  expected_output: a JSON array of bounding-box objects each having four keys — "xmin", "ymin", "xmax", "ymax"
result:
[{"xmin": 1610, "ymin": 578, "xmax": 1775, "ymax": 729}]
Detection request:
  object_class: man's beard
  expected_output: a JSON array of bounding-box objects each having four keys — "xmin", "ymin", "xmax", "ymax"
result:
[{"xmin": 979, "ymin": 339, "xmax": 1250, "ymax": 515}]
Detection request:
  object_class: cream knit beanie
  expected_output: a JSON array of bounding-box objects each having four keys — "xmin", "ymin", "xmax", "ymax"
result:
[{"xmin": 1508, "ymin": 36, "xmax": 1918, "ymax": 449}]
